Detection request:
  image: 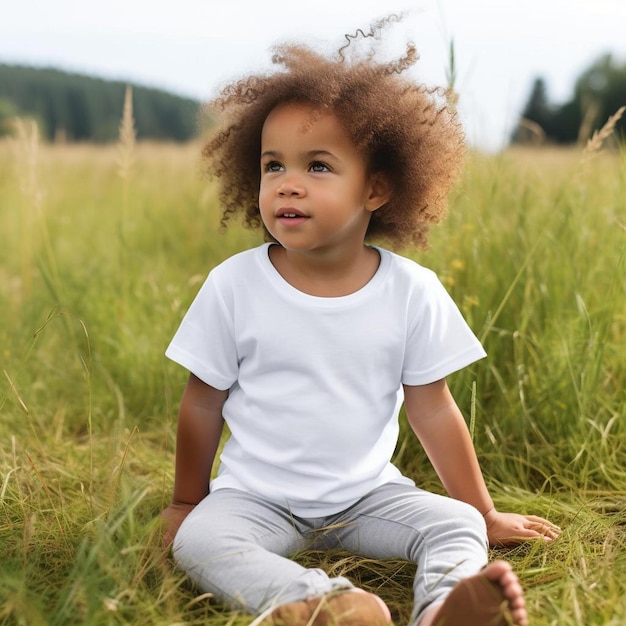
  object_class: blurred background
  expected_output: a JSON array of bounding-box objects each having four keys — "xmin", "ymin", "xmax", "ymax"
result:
[{"xmin": 1, "ymin": 0, "xmax": 625, "ymax": 151}]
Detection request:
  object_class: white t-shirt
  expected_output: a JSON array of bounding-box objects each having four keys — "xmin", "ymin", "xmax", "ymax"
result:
[{"xmin": 166, "ymin": 243, "xmax": 486, "ymax": 516}]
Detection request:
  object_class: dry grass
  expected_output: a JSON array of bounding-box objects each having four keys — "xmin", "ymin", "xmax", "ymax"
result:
[
  {"xmin": 117, "ymin": 85, "xmax": 136, "ymax": 183},
  {"xmin": 580, "ymin": 105, "xmax": 626, "ymax": 164}
]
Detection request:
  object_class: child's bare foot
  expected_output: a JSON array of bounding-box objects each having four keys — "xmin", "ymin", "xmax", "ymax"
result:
[
  {"xmin": 420, "ymin": 560, "xmax": 527, "ymax": 626},
  {"xmin": 263, "ymin": 588, "xmax": 391, "ymax": 625}
]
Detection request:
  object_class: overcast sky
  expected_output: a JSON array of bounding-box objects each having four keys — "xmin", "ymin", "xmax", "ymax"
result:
[{"xmin": 2, "ymin": 0, "xmax": 626, "ymax": 150}]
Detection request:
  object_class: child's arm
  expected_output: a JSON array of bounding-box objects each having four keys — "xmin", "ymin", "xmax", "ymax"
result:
[
  {"xmin": 162, "ymin": 373, "xmax": 227, "ymax": 547},
  {"xmin": 403, "ymin": 379, "xmax": 560, "ymax": 546}
]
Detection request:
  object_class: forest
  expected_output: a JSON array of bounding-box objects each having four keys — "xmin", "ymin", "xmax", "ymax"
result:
[
  {"xmin": 1, "ymin": 54, "xmax": 625, "ymax": 146},
  {"xmin": 512, "ymin": 53, "xmax": 626, "ymax": 145},
  {"xmin": 0, "ymin": 64, "xmax": 200, "ymax": 142}
]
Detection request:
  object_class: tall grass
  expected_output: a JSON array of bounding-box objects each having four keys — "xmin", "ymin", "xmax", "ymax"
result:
[{"xmin": 0, "ymin": 129, "xmax": 625, "ymax": 624}]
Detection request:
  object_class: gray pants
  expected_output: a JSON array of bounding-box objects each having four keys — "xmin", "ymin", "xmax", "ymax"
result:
[{"xmin": 173, "ymin": 482, "xmax": 488, "ymax": 625}]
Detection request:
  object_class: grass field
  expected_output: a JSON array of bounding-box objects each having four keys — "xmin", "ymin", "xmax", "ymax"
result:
[{"xmin": 0, "ymin": 125, "xmax": 625, "ymax": 625}]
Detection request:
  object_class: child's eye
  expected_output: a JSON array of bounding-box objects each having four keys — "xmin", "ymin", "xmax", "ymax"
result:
[
  {"xmin": 309, "ymin": 161, "xmax": 330, "ymax": 173},
  {"xmin": 263, "ymin": 161, "xmax": 283, "ymax": 173}
]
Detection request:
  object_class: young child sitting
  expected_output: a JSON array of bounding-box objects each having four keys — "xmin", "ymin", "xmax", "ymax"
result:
[{"xmin": 162, "ymin": 16, "xmax": 559, "ymax": 626}]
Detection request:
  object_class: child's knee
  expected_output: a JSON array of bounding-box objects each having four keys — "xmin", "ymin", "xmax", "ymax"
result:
[
  {"xmin": 428, "ymin": 497, "xmax": 488, "ymax": 548},
  {"xmin": 449, "ymin": 499, "xmax": 488, "ymax": 544},
  {"xmin": 171, "ymin": 515, "xmax": 200, "ymax": 567},
  {"xmin": 171, "ymin": 508, "xmax": 224, "ymax": 566}
]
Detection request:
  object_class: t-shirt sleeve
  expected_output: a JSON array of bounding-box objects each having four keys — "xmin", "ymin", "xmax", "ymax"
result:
[
  {"xmin": 165, "ymin": 271, "xmax": 238, "ymax": 390},
  {"xmin": 402, "ymin": 272, "xmax": 486, "ymax": 386}
]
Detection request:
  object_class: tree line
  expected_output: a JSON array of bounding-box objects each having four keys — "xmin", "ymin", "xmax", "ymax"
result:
[
  {"xmin": 1, "ymin": 56, "xmax": 624, "ymax": 147},
  {"xmin": 0, "ymin": 64, "xmax": 201, "ymax": 142},
  {"xmin": 512, "ymin": 54, "xmax": 626, "ymax": 145}
]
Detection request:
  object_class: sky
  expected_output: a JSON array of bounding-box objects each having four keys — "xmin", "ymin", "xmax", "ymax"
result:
[{"xmin": 2, "ymin": 0, "xmax": 626, "ymax": 151}]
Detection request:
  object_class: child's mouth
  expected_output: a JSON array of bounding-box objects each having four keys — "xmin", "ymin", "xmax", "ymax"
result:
[{"xmin": 278, "ymin": 211, "xmax": 309, "ymax": 226}]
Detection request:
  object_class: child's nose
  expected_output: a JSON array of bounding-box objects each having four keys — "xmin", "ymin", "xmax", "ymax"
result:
[{"xmin": 277, "ymin": 176, "xmax": 304, "ymax": 197}]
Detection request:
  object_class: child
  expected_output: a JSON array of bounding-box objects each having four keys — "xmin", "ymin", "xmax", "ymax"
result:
[{"xmin": 162, "ymin": 17, "xmax": 559, "ymax": 626}]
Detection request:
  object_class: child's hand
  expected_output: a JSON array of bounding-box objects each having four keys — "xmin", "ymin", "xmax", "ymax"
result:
[
  {"xmin": 161, "ymin": 501, "xmax": 196, "ymax": 549},
  {"xmin": 484, "ymin": 509, "xmax": 561, "ymax": 547}
]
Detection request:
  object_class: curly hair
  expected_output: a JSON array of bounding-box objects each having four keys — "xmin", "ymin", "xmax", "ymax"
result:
[{"xmin": 201, "ymin": 15, "xmax": 465, "ymax": 250}]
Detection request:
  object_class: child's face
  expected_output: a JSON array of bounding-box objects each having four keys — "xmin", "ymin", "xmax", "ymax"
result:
[{"xmin": 259, "ymin": 102, "xmax": 385, "ymax": 256}]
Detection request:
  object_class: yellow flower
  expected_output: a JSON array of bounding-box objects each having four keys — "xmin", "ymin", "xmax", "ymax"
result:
[{"xmin": 462, "ymin": 295, "xmax": 480, "ymax": 309}]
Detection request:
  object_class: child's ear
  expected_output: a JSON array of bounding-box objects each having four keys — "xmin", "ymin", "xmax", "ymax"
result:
[{"xmin": 365, "ymin": 172, "xmax": 392, "ymax": 212}]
